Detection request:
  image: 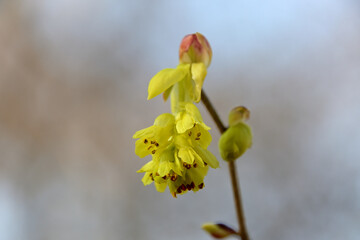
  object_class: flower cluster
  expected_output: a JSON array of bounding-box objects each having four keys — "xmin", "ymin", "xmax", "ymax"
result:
[{"xmin": 133, "ymin": 33, "xmax": 218, "ymax": 197}]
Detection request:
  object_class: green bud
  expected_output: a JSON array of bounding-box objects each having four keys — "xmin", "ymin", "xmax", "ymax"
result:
[{"xmin": 218, "ymin": 107, "xmax": 252, "ymax": 162}]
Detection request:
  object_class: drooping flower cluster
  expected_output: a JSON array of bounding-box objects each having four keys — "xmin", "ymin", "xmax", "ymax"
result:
[
  {"xmin": 133, "ymin": 33, "xmax": 218, "ymax": 197},
  {"xmin": 134, "ymin": 104, "xmax": 218, "ymax": 197}
]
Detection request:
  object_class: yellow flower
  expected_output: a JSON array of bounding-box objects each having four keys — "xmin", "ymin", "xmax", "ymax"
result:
[
  {"xmin": 133, "ymin": 104, "xmax": 219, "ymax": 197},
  {"xmin": 133, "ymin": 113, "xmax": 175, "ymax": 158}
]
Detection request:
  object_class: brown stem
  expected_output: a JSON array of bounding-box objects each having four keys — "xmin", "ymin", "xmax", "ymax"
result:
[
  {"xmin": 228, "ymin": 161, "xmax": 250, "ymax": 240},
  {"xmin": 201, "ymin": 90, "xmax": 250, "ymax": 240},
  {"xmin": 200, "ymin": 91, "xmax": 227, "ymax": 134}
]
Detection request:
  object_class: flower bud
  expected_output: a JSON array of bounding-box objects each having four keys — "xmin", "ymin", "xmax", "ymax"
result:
[
  {"xmin": 228, "ymin": 106, "xmax": 250, "ymax": 127},
  {"xmin": 179, "ymin": 32, "xmax": 212, "ymax": 68},
  {"xmin": 202, "ymin": 222, "xmax": 237, "ymax": 239},
  {"xmin": 218, "ymin": 107, "xmax": 252, "ymax": 162}
]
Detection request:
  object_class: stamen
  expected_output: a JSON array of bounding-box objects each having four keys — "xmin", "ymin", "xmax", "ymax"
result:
[
  {"xmin": 188, "ymin": 131, "xmax": 192, "ymax": 137},
  {"xmin": 177, "ymin": 187, "xmax": 182, "ymax": 194},
  {"xmin": 147, "ymin": 146, "xmax": 153, "ymax": 150},
  {"xmin": 144, "ymin": 139, "xmax": 148, "ymax": 144},
  {"xmin": 197, "ymin": 132, "xmax": 201, "ymax": 137},
  {"xmin": 191, "ymin": 182, "xmax": 195, "ymax": 189},
  {"xmin": 162, "ymin": 175, "xmax": 167, "ymax": 180},
  {"xmin": 172, "ymin": 192, "xmax": 177, "ymax": 198},
  {"xmin": 193, "ymin": 163, "xmax": 197, "ymax": 168},
  {"xmin": 195, "ymin": 137, "xmax": 200, "ymax": 141},
  {"xmin": 198, "ymin": 183, "xmax": 204, "ymax": 189},
  {"xmin": 155, "ymin": 142, "xmax": 159, "ymax": 147},
  {"xmin": 186, "ymin": 184, "xmax": 192, "ymax": 191},
  {"xmin": 151, "ymin": 141, "xmax": 155, "ymax": 144},
  {"xmin": 181, "ymin": 184, "xmax": 187, "ymax": 191},
  {"xmin": 151, "ymin": 150, "xmax": 156, "ymax": 154},
  {"xmin": 183, "ymin": 163, "xmax": 191, "ymax": 169},
  {"xmin": 155, "ymin": 173, "xmax": 160, "ymax": 176},
  {"xmin": 170, "ymin": 174, "xmax": 178, "ymax": 181},
  {"xmin": 204, "ymin": 162, "xmax": 208, "ymax": 166}
]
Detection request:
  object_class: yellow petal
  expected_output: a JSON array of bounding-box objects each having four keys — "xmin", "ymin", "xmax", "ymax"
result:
[
  {"xmin": 191, "ymin": 62, "xmax": 207, "ymax": 102},
  {"xmin": 154, "ymin": 182, "xmax": 167, "ymax": 192},
  {"xmin": 135, "ymin": 139, "xmax": 151, "ymax": 158},
  {"xmin": 185, "ymin": 103, "xmax": 210, "ymax": 130},
  {"xmin": 173, "ymin": 153, "xmax": 183, "ymax": 176},
  {"xmin": 141, "ymin": 172, "xmax": 154, "ymax": 186},
  {"xmin": 158, "ymin": 161, "xmax": 171, "ymax": 177},
  {"xmin": 133, "ymin": 126, "xmax": 153, "ymax": 139},
  {"xmin": 193, "ymin": 124, "xmax": 212, "ymax": 149},
  {"xmin": 137, "ymin": 160, "xmax": 158, "ymax": 173},
  {"xmin": 158, "ymin": 149, "xmax": 175, "ymax": 176},
  {"xmin": 154, "ymin": 113, "xmax": 175, "ymax": 127},
  {"xmin": 178, "ymin": 148, "xmax": 194, "ymax": 164},
  {"xmin": 176, "ymin": 112, "xmax": 194, "ymax": 134},
  {"xmin": 195, "ymin": 146, "xmax": 219, "ymax": 168},
  {"xmin": 187, "ymin": 166, "xmax": 208, "ymax": 186},
  {"xmin": 148, "ymin": 64, "xmax": 190, "ymax": 100},
  {"xmin": 189, "ymin": 149, "xmax": 205, "ymax": 167}
]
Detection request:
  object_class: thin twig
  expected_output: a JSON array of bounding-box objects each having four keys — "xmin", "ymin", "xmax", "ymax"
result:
[
  {"xmin": 201, "ymin": 91, "xmax": 227, "ymax": 134},
  {"xmin": 201, "ymin": 90, "xmax": 250, "ymax": 240}
]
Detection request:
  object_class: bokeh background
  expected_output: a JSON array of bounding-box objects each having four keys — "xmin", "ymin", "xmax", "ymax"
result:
[{"xmin": 1, "ymin": 0, "xmax": 360, "ymax": 239}]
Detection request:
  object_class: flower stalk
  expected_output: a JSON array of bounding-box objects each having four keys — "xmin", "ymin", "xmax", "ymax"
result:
[{"xmin": 201, "ymin": 90, "xmax": 250, "ymax": 240}]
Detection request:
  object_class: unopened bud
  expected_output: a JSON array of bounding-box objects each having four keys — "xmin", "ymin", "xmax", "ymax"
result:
[
  {"xmin": 218, "ymin": 106, "xmax": 252, "ymax": 162},
  {"xmin": 228, "ymin": 106, "xmax": 250, "ymax": 126},
  {"xmin": 179, "ymin": 32, "xmax": 212, "ymax": 68},
  {"xmin": 202, "ymin": 222, "xmax": 237, "ymax": 239}
]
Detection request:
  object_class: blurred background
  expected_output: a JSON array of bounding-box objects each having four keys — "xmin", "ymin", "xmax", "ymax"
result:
[{"xmin": 1, "ymin": 0, "xmax": 360, "ymax": 239}]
